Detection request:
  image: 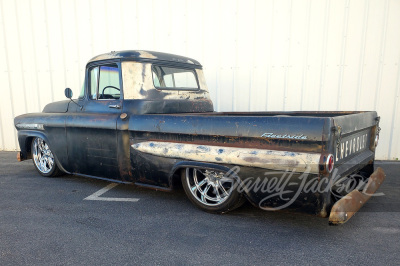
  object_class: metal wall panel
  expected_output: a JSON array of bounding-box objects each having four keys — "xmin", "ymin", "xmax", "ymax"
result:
[{"xmin": 0, "ymin": 0, "xmax": 399, "ymax": 160}]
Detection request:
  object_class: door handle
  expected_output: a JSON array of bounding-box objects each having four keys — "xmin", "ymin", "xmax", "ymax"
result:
[{"xmin": 109, "ymin": 104, "xmax": 121, "ymax": 109}]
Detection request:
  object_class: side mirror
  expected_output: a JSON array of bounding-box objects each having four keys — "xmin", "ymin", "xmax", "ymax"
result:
[{"xmin": 65, "ymin": 88, "xmax": 73, "ymax": 99}]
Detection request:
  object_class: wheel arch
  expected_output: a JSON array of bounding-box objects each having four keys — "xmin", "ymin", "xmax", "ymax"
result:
[
  {"xmin": 168, "ymin": 161, "xmax": 234, "ymax": 189},
  {"xmin": 18, "ymin": 130, "xmax": 70, "ymax": 174}
]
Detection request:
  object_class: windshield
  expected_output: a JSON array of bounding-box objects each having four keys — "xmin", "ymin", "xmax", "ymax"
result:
[{"xmin": 79, "ymin": 81, "xmax": 85, "ymax": 99}]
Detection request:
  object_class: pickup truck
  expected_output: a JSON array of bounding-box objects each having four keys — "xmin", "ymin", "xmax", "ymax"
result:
[{"xmin": 14, "ymin": 50, "xmax": 385, "ymax": 225}]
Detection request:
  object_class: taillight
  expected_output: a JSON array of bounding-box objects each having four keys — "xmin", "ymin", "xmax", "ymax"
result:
[
  {"xmin": 326, "ymin": 154, "xmax": 334, "ymax": 173},
  {"xmin": 374, "ymin": 135, "xmax": 379, "ymax": 147}
]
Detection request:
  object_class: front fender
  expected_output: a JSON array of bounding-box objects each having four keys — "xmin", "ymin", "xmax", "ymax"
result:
[
  {"xmin": 16, "ymin": 130, "xmax": 69, "ymax": 174},
  {"xmin": 17, "ymin": 130, "xmax": 49, "ymax": 159}
]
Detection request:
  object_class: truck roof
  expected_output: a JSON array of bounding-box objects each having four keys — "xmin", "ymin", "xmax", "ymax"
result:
[{"xmin": 88, "ymin": 50, "xmax": 202, "ymax": 67}]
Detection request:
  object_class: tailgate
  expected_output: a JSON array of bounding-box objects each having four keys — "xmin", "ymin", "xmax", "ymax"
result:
[{"xmin": 332, "ymin": 111, "xmax": 380, "ymax": 176}]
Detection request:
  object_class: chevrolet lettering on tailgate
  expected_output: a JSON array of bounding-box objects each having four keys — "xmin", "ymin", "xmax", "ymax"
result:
[{"xmin": 335, "ymin": 130, "xmax": 370, "ymax": 162}]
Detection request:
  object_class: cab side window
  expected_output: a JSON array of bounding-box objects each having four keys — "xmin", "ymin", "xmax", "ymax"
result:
[
  {"xmin": 151, "ymin": 65, "xmax": 199, "ymax": 90},
  {"xmin": 88, "ymin": 64, "xmax": 120, "ymax": 100},
  {"xmin": 99, "ymin": 65, "xmax": 120, "ymax": 99}
]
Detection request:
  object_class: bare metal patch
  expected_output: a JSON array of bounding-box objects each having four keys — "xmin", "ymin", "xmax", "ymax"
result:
[
  {"xmin": 137, "ymin": 50, "xmax": 157, "ymax": 59},
  {"xmin": 132, "ymin": 141, "xmax": 321, "ymax": 174}
]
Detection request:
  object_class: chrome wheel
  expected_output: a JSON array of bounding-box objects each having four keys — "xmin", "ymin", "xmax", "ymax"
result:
[
  {"xmin": 185, "ymin": 168, "xmax": 235, "ymax": 206},
  {"xmin": 32, "ymin": 138, "xmax": 54, "ymax": 174}
]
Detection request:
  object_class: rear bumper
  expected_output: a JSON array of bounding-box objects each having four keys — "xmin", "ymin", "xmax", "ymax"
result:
[{"xmin": 329, "ymin": 167, "xmax": 386, "ymax": 225}]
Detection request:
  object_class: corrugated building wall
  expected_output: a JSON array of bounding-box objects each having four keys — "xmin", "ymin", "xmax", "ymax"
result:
[{"xmin": 0, "ymin": 0, "xmax": 399, "ymax": 159}]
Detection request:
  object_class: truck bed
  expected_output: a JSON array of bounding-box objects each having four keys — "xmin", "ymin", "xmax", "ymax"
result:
[{"xmin": 129, "ymin": 110, "xmax": 379, "ymax": 177}]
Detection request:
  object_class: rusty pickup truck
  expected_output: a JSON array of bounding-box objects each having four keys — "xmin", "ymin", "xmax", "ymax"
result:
[{"xmin": 14, "ymin": 50, "xmax": 385, "ymax": 225}]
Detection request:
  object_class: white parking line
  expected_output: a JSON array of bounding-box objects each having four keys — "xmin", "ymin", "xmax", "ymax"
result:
[{"xmin": 84, "ymin": 183, "xmax": 140, "ymax": 202}]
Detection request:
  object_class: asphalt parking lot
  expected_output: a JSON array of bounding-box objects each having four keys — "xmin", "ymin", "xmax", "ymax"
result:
[{"xmin": 0, "ymin": 151, "xmax": 399, "ymax": 265}]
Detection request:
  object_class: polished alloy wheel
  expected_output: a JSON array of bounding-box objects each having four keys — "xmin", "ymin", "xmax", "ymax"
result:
[
  {"xmin": 186, "ymin": 168, "xmax": 235, "ymax": 206},
  {"xmin": 32, "ymin": 137, "xmax": 54, "ymax": 174}
]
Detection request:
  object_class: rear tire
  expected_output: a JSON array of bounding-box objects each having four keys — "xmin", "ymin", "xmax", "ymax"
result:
[
  {"xmin": 31, "ymin": 137, "xmax": 63, "ymax": 177},
  {"xmin": 181, "ymin": 167, "xmax": 245, "ymax": 213}
]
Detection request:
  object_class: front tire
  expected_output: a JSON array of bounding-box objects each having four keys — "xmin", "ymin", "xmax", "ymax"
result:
[
  {"xmin": 31, "ymin": 137, "xmax": 62, "ymax": 177},
  {"xmin": 181, "ymin": 167, "xmax": 245, "ymax": 213}
]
